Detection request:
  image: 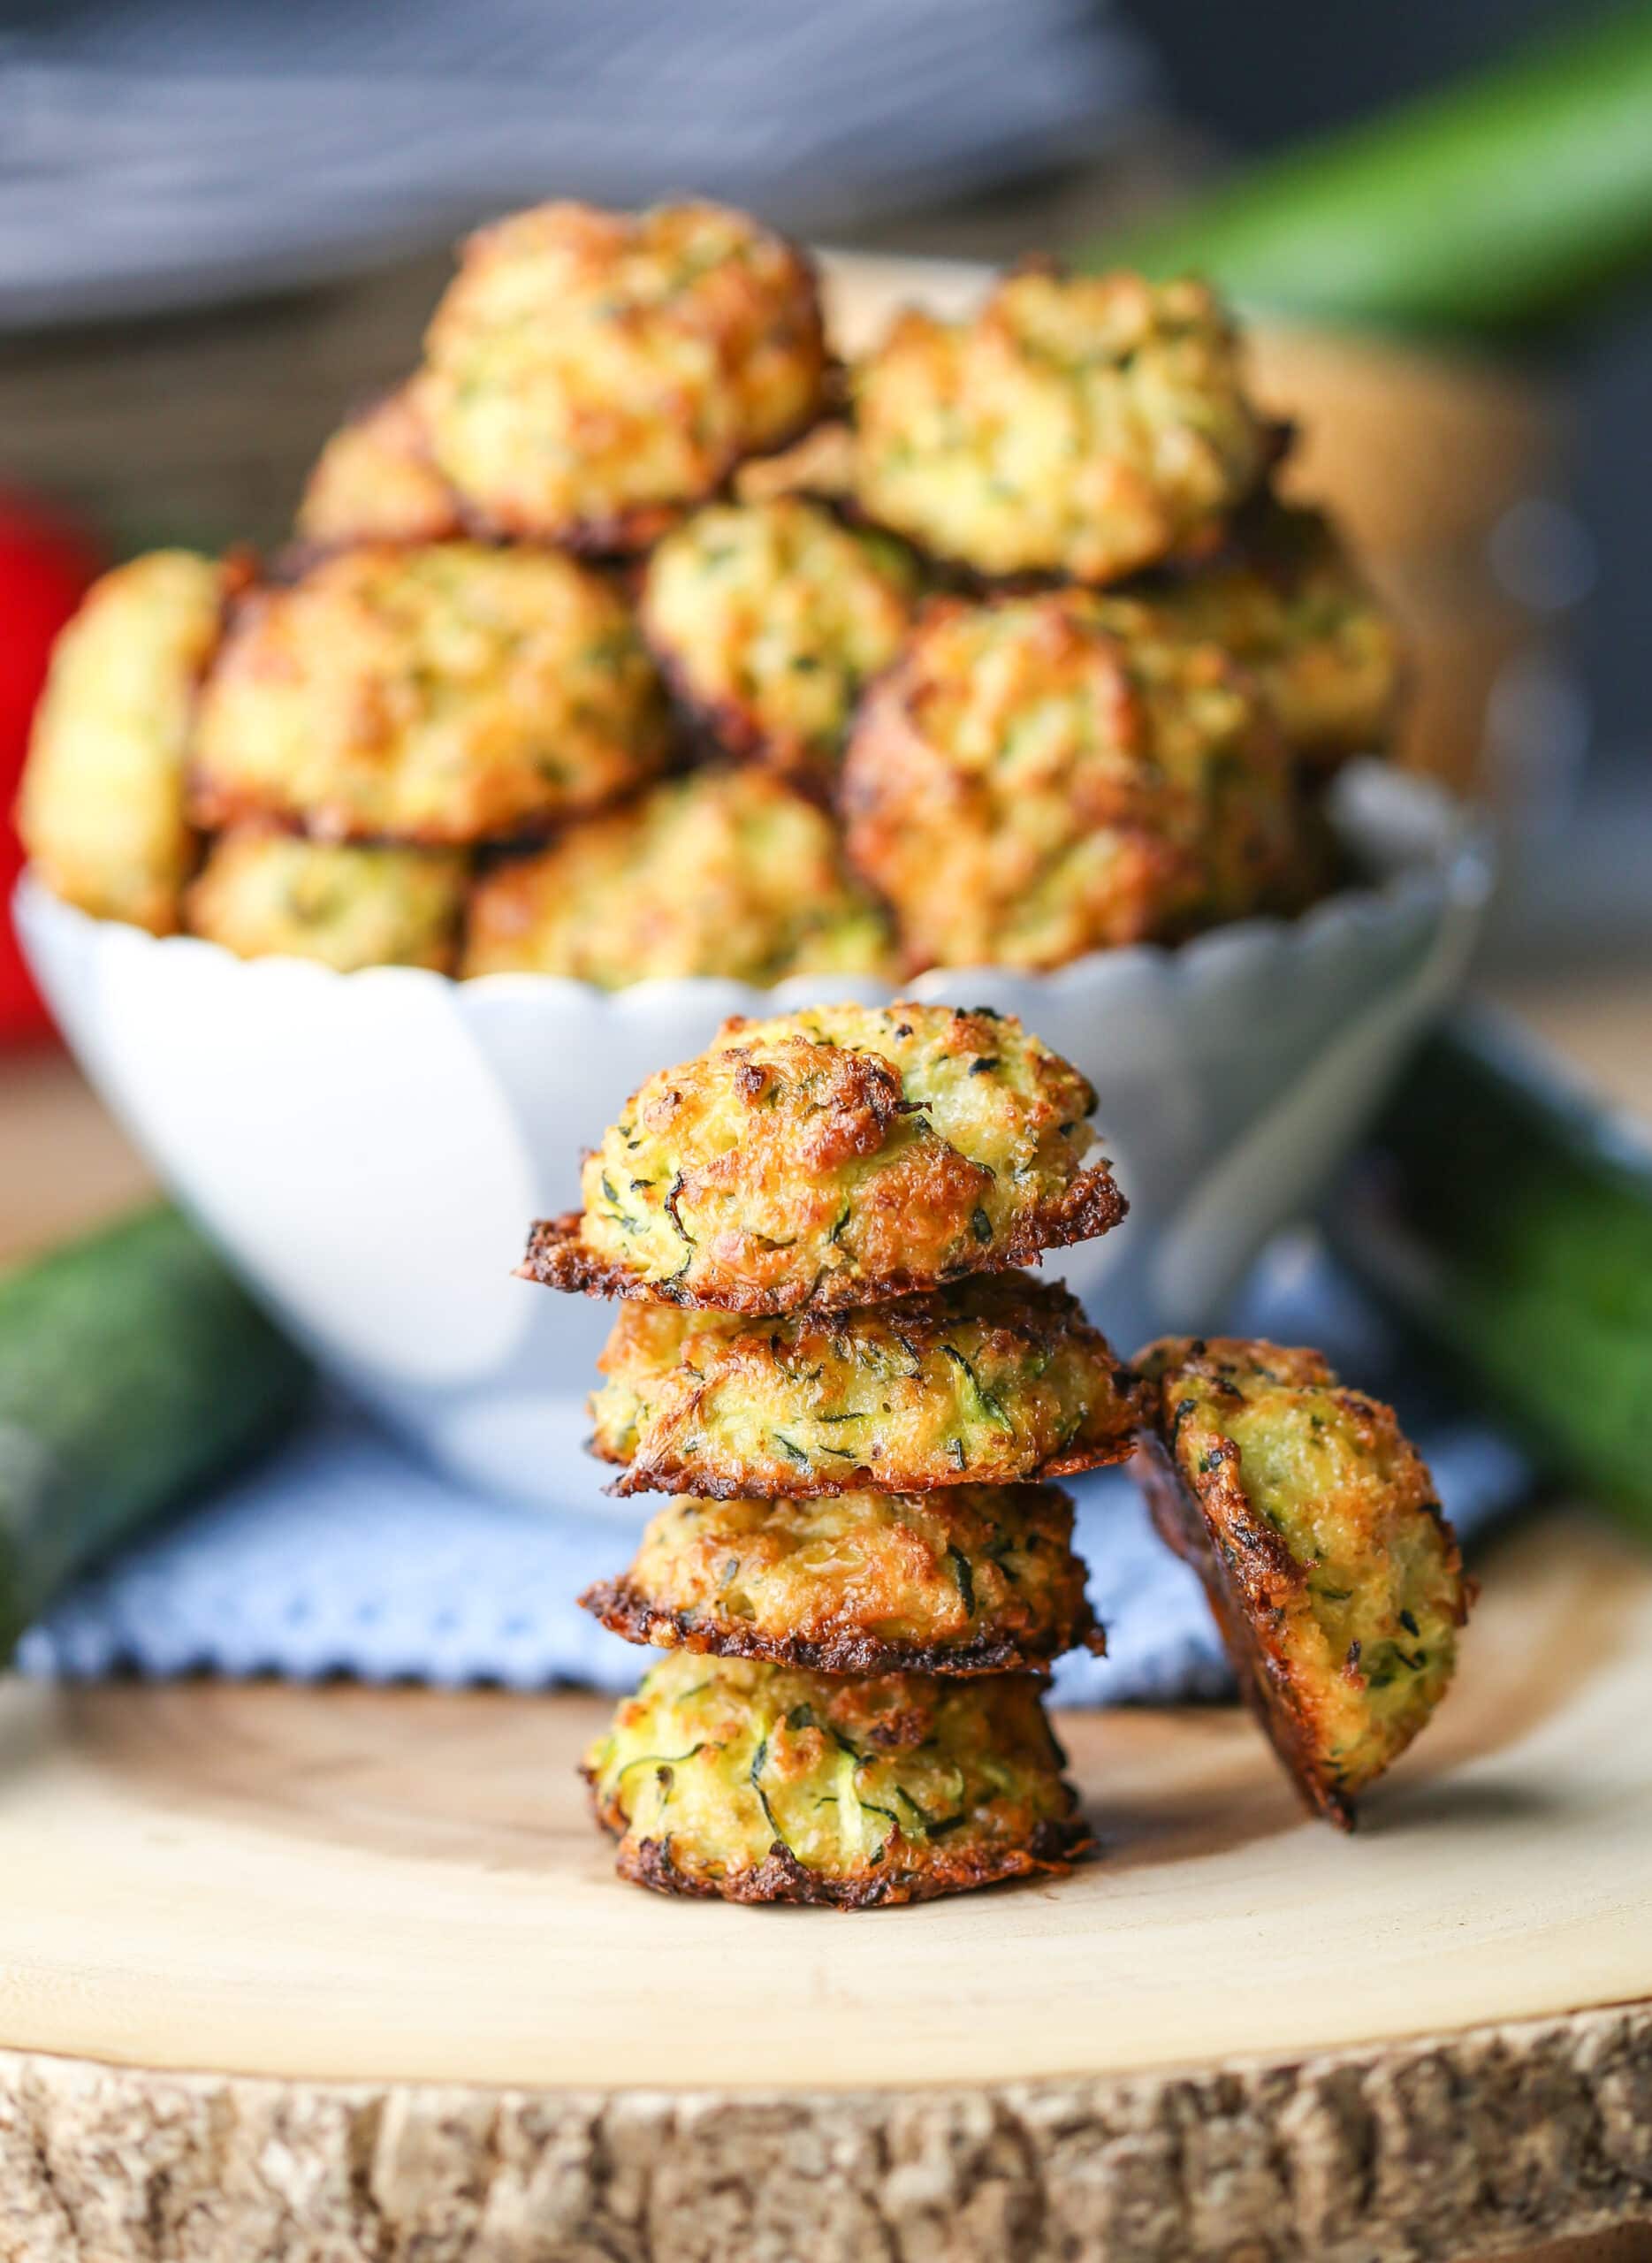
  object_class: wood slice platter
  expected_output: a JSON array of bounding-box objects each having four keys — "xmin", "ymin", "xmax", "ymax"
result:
[{"xmin": 0, "ymin": 1511, "xmax": 1648, "ymax": 2261}]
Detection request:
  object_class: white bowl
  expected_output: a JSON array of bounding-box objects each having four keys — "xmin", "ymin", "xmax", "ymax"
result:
[{"xmin": 18, "ymin": 762, "xmax": 1488, "ymax": 1512}]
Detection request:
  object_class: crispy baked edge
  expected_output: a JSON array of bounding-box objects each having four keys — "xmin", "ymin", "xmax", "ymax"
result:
[
  {"xmin": 588, "ymin": 1783, "xmax": 1092, "ymax": 1908},
  {"xmin": 641, "ymin": 631, "xmax": 833, "ymax": 790},
  {"xmin": 600, "ymin": 1431, "xmax": 1137, "ymax": 1498},
  {"xmin": 517, "ymin": 1169, "xmax": 1127, "ymax": 1314},
  {"xmin": 578, "ymin": 1578, "xmax": 1106, "ymax": 1673},
  {"xmin": 1132, "ymin": 1424, "xmax": 1354, "ymax": 1831},
  {"xmin": 591, "ymin": 1277, "xmax": 1142, "ymax": 1493}
]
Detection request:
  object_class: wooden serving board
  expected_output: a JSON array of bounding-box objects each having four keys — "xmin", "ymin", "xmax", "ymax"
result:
[{"xmin": 1, "ymin": 1511, "xmax": 1648, "ymax": 2262}]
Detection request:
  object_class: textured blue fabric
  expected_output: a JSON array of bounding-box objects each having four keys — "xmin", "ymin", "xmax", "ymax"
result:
[{"xmin": 18, "ymin": 1240, "xmax": 1530, "ymax": 1703}]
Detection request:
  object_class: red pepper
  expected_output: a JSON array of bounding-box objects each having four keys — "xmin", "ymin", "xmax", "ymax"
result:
[{"xmin": 0, "ymin": 496, "xmax": 103, "ymax": 1043}]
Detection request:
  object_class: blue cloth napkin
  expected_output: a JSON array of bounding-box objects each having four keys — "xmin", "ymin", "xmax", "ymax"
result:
[{"xmin": 19, "ymin": 1236, "xmax": 1529, "ymax": 1703}]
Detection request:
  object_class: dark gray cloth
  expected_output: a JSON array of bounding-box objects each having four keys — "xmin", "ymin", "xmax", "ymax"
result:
[{"xmin": 0, "ymin": 0, "xmax": 1153, "ymax": 326}]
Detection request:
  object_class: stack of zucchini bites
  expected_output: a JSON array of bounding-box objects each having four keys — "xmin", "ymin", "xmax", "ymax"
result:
[{"xmin": 520, "ymin": 1000, "xmax": 1472, "ymax": 1906}]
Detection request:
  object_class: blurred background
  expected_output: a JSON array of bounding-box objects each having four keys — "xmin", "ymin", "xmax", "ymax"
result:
[{"xmin": 0, "ymin": 0, "xmax": 1648, "ymax": 1121}]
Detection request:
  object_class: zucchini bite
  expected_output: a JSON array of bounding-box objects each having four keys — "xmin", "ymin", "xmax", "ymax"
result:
[
  {"xmin": 640, "ymin": 498, "xmax": 918, "ymax": 783},
  {"xmin": 418, "ymin": 200, "xmax": 829, "ymax": 551},
  {"xmin": 19, "ymin": 549, "xmax": 225, "ymax": 935},
  {"xmin": 590, "ymin": 1273, "xmax": 1138, "ymax": 1497},
  {"xmin": 841, "ymin": 590, "xmax": 1297, "ymax": 971},
  {"xmin": 853, "ymin": 268, "xmax": 1269, "ymax": 584},
  {"xmin": 584, "ymin": 1650, "xmax": 1088, "ymax": 1905},
  {"xmin": 190, "ymin": 542, "xmax": 668, "ymax": 845},
  {"xmin": 1134, "ymin": 1336, "xmax": 1471, "ymax": 1827},
  {"xmin": 1136, "ymin": 501, "xmax": 1403, "ymax": 772},
  {"xmin": 185, "ymin": 828, "xmax": 468, "ymax": 972},
  {"xmin": 461, "ymin": 766, "xmax": 893, "ymax": 987},
  {"xmin": 582, "ymin": 1483, "xmax": 1103, "ymax": 1674},
  {"xmin": 520, "ymin": 1001, "xmax": 1125, "ymax": 1315}
]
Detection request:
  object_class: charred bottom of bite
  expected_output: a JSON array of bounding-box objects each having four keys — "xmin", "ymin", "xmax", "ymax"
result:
[{"xmin": 582, "ymin": 1650, "xmax": 1089, "ymax": 1906}]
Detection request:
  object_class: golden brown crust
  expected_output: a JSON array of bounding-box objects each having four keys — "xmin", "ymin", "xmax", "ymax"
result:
[
  {"xmin": 578, "ymin": 1482, "xmax": 1104, "ymax": 1672},
  {"xmin": 608, "ymin": 1815, "xmax": 1091, "ymax": 1908},
  {"xmin": 520, "ymin": 1174, "xmax": 1125, "ymax": 1314},
  {"xmin": 189, "ymin": 543, "xmax": 668, "ymax": 845},
  {"xmin": 580, "ymin": 1581, "xmax": 1098, "ymax": 1676},
  {"xmin": 588, "ymin": 1276, "xmax": 1140, "ymax": 1497},
  {"xmin": 419, "ymin": 200, "xmax": 830, "ymax": 550},
  {"xmin": 1133, "ymin": 1336, "xmax": 1472, "ymax": 1829},
  {"xmin": 582, "ymin": 1652, "xmax": 1090, "ymax": 1908},
  {"xmin": 841, "ymin": 591, "xmax": 1297, "ymax": 971},
  {"xmin": 517, "ymin": 1002, "xmax": 1125, "ymax": 1315}
]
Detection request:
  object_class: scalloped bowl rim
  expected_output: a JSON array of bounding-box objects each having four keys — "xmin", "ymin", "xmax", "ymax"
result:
[{"xmin": 13, "ymin": 765, "xmax": 1492, "ymax": 1015}]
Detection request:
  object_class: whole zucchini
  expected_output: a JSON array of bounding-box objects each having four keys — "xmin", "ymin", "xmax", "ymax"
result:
[
  {"xmin": 0, "ymin": 1203, "xmax": 312, "ymax": 1656},
  {"xmin": 1107, "ymin": 6, "xmax": 1652, "ymax": 338},
  {"xmin": 1329, "ymin": 1014, "xmax": 1652, "ymax": 1535}
]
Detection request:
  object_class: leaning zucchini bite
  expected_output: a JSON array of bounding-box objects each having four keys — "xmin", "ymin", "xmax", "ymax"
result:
[
  {"xmin": 590, "ymin": 1273, "xmax": 1138, "ymax": 1497},
  {"xmin": 1133, "ymin": 1336, "xmax": 1471, "ymax": 1827},
  {"xmin": 583, "ymin": 1650, "xmax": 1088, "ymax": 1905},
  {"xmin": 581, "ymin": 1484, "xmax": 1103, "ymax": 1674},
  {"xmin": 519, "ymin": 1001, "xmax": 1126, "ymax": 1315}
]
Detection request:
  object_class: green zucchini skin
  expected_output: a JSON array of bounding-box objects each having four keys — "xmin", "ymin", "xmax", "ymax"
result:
[
  {"xmin": 0, "ymin": 1205, "xmax": 312, "ymax": 1657},
  {"xmin": 1330, "ymin": 1015, "xmax": 1652, "ymax": 1535},
  {"xmin": 1103, "ymin": 8, "xmax": 1652, "ymax": 339}
]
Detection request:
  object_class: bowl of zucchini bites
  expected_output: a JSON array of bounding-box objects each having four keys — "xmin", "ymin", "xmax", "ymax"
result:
[{"xmin": 14, "ymin": 201, "xmax": 1488, "ymax": 1509}]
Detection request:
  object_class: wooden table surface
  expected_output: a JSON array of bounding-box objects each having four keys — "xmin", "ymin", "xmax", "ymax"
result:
[
  {"xmin": 0, "ymin": 975, "xmax": 1648, "ymax": 2263},
  {"xmin": 0, "ymin": 1510, "xmax": 1648, "ymax": 2263}
]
